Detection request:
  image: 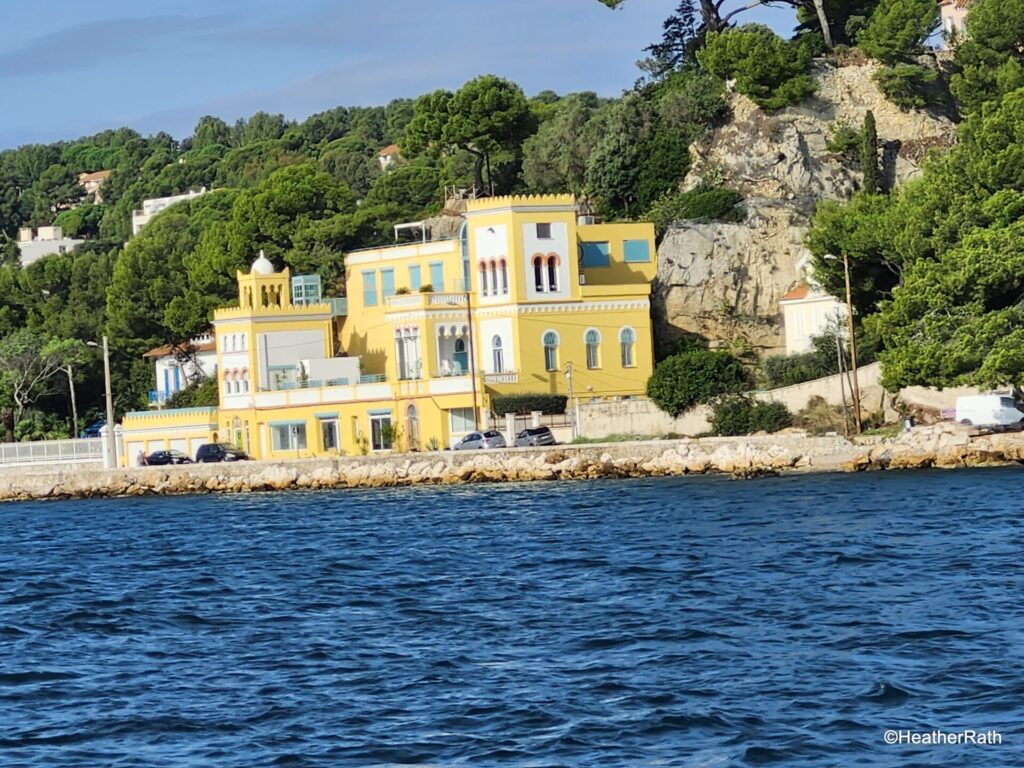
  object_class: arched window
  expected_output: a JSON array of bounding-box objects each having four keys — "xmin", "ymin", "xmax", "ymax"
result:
[
  {"xmin": 543, "ymin": 331, "xmax": 559, "ymax": 372},
  {"xmin": 547, "ymin": 256, "xmax": 558, "ymax": 292},
  {"xmin": 492, "ymin": 335, "xmax": 504, "ymax": 373},
  {"xmin": 479, "ymin": 262, "xmax": 489, "ymax": 296},
  {"xmin": 500, "ymin": 260, "xmax": 509, "ymax": 295},
  {"xmin": 585, "ymin": 329, "xmax": 601, "ymax": 369},
  {"xmin": 619, "ymin": 327, "xmax": 636, "ymax": 368},
  {"xmin": 242, "ymin": 369, "xmax": 250, "ymax": 393},
  {"xmin": 533, "ymin": 256, "xmax": 544, "ymax": 292},
  {"xmin": 223, "ymin": 376, "xmax": 231, "ymax": 396},
  {"xmin": 490, "ymin": 261, "xmax": 499, "ymax": 297}
]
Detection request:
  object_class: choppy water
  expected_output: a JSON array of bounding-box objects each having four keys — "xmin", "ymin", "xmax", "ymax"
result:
[{"xmin": 2, "ymin": 469, "xmax": 1023, "ymax": 766}]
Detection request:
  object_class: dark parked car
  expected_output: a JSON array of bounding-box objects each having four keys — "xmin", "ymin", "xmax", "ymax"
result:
[
  {"xmin": 452, "ymin": 430, "xmax": 507, "ymax": 450},
  {"xmin": 144, "ymin": 449, "xmax": 193, "ymax": 466},
  {"xmin": 515, "ymin": 426, "xmax": 557, "ymax": 447},
  {"xmin": 80, "ymin": 420, "xmax": 105, "ymax": 438},
  {"xmin": 196, "ymin": 443, "xmax": 249, "ymax": 462}
]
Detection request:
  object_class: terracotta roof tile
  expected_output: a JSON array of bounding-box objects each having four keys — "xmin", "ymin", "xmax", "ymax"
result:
[
  {"xmin": 143, "ymin": 340, "xmax": 216, "ymax": 358},
  {"xmin": 780, "ymin": 283, "xmax": 810, "ymax": 302}
]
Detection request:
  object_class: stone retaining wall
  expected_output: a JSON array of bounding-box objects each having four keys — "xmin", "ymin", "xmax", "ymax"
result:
[{"xmin": 1, "ymin": 428, "xmax": 1020, "ymax": 503}]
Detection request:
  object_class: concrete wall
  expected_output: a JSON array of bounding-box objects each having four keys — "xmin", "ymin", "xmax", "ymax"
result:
[
  {"xmin": 578, "ymin": 399, "xmax": 712, "ymax": 439},
  {"xmin": 578, "ymin": 363, "xmax": 883, "ymax": 439}
]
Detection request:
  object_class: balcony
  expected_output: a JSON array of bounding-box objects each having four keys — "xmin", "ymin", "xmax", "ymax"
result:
[
  {"xmin": 484, "ymin": 371, "xmax": 518, "ymax": 384},
  {"xmin": 384, "ymin": 292, "xmax": 468, "ymax": 312}
]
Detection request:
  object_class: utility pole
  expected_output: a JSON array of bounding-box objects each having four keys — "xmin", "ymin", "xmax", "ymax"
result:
[
  {"xmin": 842, "ymin": 252, "xmax": 862, "ymax": 434},
  {"xmin": 66, "ymin": 364, "xmax": 79, "ymax": 437},
  {"xmin": 88, "ymin": 336, "xmax": 117, "ymax": 467},
  {"xmin": 825, "ymin": 253, "xmax": 862, "ymax": 434},
  {"xmin": 465, "ymin": 288, "xmax": 478, "ymax": 431},
  {"xmin": 835, "ymin": 327, "xmax": 849, "ymax": 437},
  {"xmin": 565, "ymin": 361, "xmax": 577, "ymax": 441}
]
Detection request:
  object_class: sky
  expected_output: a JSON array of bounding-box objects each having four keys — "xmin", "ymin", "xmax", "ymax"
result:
[{"xmin": 0, "ymin": 0, "xmax": 796, "ymax": 150}]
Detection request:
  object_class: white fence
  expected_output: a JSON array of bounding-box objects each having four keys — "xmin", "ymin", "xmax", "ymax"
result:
[{"xmin": 0, "ymin": 437, "xmax": 104, "ymax": 468}]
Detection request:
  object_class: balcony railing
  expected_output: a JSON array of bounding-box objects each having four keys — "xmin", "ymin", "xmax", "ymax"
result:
[
  {"xmin": 384, "ymin": 291, "xmax": 469, "ymax": 311},
  {"xmin": 260, "ymin": 377, "xmax": 352, "ymax": 392},
  {"xmin": 484, "ymin": 371, "xmax": 519, "ymax": 384},
  {"xmin": 359, "ymin": 373, "xmax": 386, "ymax": 384}
]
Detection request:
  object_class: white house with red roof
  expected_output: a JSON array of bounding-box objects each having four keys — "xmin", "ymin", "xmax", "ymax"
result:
[
  {"xmin": 778, "ymin": 256, "xmax": 846, "ymax": 355},
  {"xmin": 143, "ymin": 333, "xmax": 218, "ymax": 406},
  {"xmin": 377, "ymin": 144, "xmax": 403, "ymax": 171}
]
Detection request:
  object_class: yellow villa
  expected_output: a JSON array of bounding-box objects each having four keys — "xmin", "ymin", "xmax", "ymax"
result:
[{"xmin": 121, "ymin": 194, "xmax": 656, "ymax": 461}]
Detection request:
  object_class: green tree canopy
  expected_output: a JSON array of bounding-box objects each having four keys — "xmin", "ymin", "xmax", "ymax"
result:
[{"xmin": 697, "ymin": 25, "xmax": 816, "ymax": 111}]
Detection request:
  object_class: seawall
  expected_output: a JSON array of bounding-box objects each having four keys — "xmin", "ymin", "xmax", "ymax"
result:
[{"xmin": 1, "ymin": 426, "xmax": 1021, "ymax": 502}]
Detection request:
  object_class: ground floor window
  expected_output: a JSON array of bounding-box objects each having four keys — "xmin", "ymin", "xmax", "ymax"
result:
[
  {"xmin": 370, "ymin": 413, "xmax": 393, "ymax": 451},
  {"xmin": 271, "ymin": 422, "xmax": 307, "ymax": 451},
  {"xmin": 319, "ymin": 418, "xmax": 339, "ymax": 451},
  {"xmin": 449, "ymin": 407, "xmax": 475, "ymax": 433}
]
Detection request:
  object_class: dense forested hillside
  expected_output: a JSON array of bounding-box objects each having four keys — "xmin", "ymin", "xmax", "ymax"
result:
[{"xmin": 2, "ymin": 0, "xmax": 1022, "ymax": 440}]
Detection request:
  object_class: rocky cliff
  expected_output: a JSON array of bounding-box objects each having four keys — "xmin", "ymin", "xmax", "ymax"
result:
[{"xmin": 654, "ymin": 59, "xmax": 957, "ymax": 357}]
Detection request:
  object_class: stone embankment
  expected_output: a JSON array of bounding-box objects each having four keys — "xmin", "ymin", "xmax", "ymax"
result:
[
  {"xmin": 0, "ymin": 427, "xmax": 1020, "ymax": 502},
  {"xmin": 843, "ymin": 423, "xmax": 1024, "ymax": 471}
]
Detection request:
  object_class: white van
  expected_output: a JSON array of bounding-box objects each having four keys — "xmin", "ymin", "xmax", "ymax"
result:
[{"xmin": 955, "ymin": 395, "xmax": 1024, "ymax": 427}]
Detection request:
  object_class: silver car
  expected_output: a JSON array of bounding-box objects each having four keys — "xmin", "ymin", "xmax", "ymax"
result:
[
  {"xmin": 515, "ymin": 426, "xmax": 557, "ymax": 447},
  {"xmin": 453, "ymin": 430, "xmax": 507, "ymax": 450}
]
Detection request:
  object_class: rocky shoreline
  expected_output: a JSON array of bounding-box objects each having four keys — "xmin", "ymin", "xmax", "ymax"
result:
[{"xmin": 1, "ymin": 425, "xmax": 1021, "ymax": 503}]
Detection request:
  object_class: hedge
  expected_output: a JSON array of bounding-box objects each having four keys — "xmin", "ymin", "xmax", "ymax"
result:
[{"xmin": 491, "ymin": 393, "xmax": 568, "ymax": 415}]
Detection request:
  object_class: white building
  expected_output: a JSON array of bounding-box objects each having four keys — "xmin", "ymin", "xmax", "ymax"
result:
[
  {"xmin": 78, "ymin": 170, "xmax": 111, "ymax": 203},
  {"xmin": 16, "ymin": 226, "xmax": 84, "ymax": 267},
  {"xmin": 143, "ymin": 333, "xmax": 218, "ymax": 406},
  {"xmin": 779, "ymin": 256, "xmax": 846, "ymax": 355},
  {"xmin": 377, "ymin": 144, "xmax": 402, "ymax": 171},
  {"xmin": 939, "ymin": 0, "xmax": 971, "ymax": 45},
  {"xmin": 131, "ymin": 188, "xmax": 208, "ymax": 236}
]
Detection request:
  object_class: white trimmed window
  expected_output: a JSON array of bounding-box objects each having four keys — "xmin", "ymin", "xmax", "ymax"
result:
[
  {"xmin": 619, "ymin": 327, "xmax": 636, "ymax": 368},
  {"xmin": 585, "ymin": 329, "xmax": 601, "ymax": 369}
]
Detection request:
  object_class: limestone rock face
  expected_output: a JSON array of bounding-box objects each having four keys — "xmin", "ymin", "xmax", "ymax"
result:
[{"xmin": 655, "ymin": 60, "xmax": 957, "ymax": 356}]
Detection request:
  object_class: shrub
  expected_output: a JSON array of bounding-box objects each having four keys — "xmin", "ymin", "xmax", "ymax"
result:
[
  {"xmin": 646, "ymin": 185, "xmax": 744, "ymax": 235},
  {"xmin": 165, "ymin": 376, "xmax": 219, "ymax": 408},
  {"xmin": 698, "ymin": 25, "xmax": 817, "ymax": 111},
  {"xmin": 491, "ymin": 392, "xmax": 568, "ymax": 415},
  {"xmin": 646, "ymin": 347, "xmax": 749, "ymax": 417},
  {"xmin": 873, "ymin": 64, "xmax": 938, "ymax": 108},
  {"xmin": 710, "ymin": 394, "xmax": 793, "ymax": 436},
  {"xmin": 657, "ymin": 70, "xmax": 731, "ymax": 133},
  {"xmin": 761, "ymin": 352, "xmax": 834, "ymax": 388},
  {"xmin": 826, "ymin": 122, "xmax": 861, "ymax": 155}
]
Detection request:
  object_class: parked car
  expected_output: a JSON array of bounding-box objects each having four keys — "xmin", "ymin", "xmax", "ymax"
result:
[
  {"xmin": 452, "ymin": 430, "xmax": 507, "ymax": 450},
  {"xmin": 195, "ymin": 443, "xmax": 249, "ymax": 462},
  {"xmin": 143, "ymin": 449, "xmax": 193, "ymax": 466},
  {"xmin": 79, "ymin": 420, "xmax": 105, "ymax": 438},
  {"xmin": 515, "ymin": 426, "xmax": 557, "ymax": 447},
  {"xmin": 955, "ymin": 395, "xmax": 1024, "ymax": 428}
]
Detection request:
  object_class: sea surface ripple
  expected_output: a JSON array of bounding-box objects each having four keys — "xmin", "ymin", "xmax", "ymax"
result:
[{"xmin": 1, "ymin": 469, "xmax": 1022, "ymax": 766}]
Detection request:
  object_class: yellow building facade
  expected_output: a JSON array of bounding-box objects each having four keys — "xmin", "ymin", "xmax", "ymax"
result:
[{"xmin": 122, "ymin": 195, "xmax": 657, "ymax": 461}]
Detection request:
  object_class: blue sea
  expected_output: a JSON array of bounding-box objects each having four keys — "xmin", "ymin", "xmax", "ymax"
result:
[{"xmin": 2, "ymin": 469, "xmax": 1022, "ymax": 766}]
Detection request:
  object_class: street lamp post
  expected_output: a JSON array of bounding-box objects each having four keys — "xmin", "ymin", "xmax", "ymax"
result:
[
  {"xmin": 87, "ymin": 336, "xmax": 117, "ymax": 468},
  {"xmin": 825, "ymin": 253, "xmax": 861, "ymax": 434}
]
